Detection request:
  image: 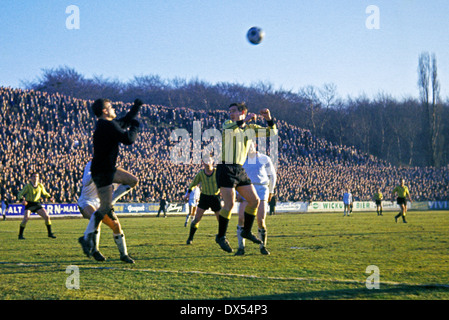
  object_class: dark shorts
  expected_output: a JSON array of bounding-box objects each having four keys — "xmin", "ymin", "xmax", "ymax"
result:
[
  {"xmin": 216, "ymin": 164, "xmax": 252, "ymax": 189},
  {"xmin": 25, "ymin": 201, "xmax": 43, "ymax": 213},
  {"xmin": 375, "ymin": 200, "xmax": 382, "ymax": 205},
  {"xmin": 397, "ymin": 197, "xmax": 407, "ymax": 206},
  {"xmin": 198, "ymin": 194, "xmax": 222, "ymax": 212},
  {"xmin": 92, "ymin": 169, "xmax": 116, "ymax": 189}
]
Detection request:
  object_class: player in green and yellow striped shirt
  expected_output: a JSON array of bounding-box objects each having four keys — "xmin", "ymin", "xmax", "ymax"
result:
[
  {"xmin": 17, "ymin": 172, "xmax": 56, "ymax": 239},
  {"xmin": 215, "ymin": 102, "xmax": 277, "ymax": 253},
  {"xmin": 185, "ymin": 156, "xmax": 221, "ymax": 244},
  {"xmin": 391, "ymin": 178, "xmax": 412, "ymax": 223}
]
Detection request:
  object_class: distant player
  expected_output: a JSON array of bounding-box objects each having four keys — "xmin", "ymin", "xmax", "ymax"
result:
[
  {"xmin": 392, "ymin": 178, "xmax": 412, "ymax": 223},
  {"xmin": 185, "ymin": 157, "xmax": 221, "ymax": 245},
  {"xmin": 17, "ymin": 172, "xmax": 56, "ymax": 239},
  {"xmin": 343, "ymin": 189, "xmax": 353, "ymax": 216},
  {"xmin": 373, "ymin": 189, "xmax": 383, "ymax": 216},
  {"xmin": 79, "ymin": 98, "xmax": 142, "ymax": 263},
  {"xmin": 1, "ymin": 197, "xmax": 8, "ymax": 221},
  {"xmin": 235, "ymin": 140, "xmax": 276, "ymax": 256},
  {"xmin": 78, "ymin": 160, "xmax": 134, "ymax": 261},
  {"xmin": 215, "ymin": 102, "xmax": 277, "ymax": 253},
  {"xmin": 184, "ymin": 186, "xmax": 200, "ymax": 227},
  {"xmin": 157, "ymin": 193, "xmax": 167, "ymax": 217}
]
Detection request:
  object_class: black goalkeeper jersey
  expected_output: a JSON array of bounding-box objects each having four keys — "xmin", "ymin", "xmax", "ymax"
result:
[{"xmin": 91, "ymin": 103, "xmax": 140, "ymax": 175}]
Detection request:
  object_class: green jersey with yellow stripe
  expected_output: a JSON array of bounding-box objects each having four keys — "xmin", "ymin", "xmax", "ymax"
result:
[{"xmin": 188, "ymin": 169, "xmax": 219, "ymax": 196}]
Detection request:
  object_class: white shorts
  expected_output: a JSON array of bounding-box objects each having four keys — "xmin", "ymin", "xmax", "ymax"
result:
[
  {"xmin": 189, "ymin": 199, "xmax": 198, "ymax": 207},
  {"xmin": 240, "ymin": 184, "xmax": 270, "ymax": 202},
  {"xmin": 78, "ymin": 198, "xmax": 100, "ymax": 211},
  {"xmin": 254, "ymin": 184, "xmax": 270, "ymax": 201}
]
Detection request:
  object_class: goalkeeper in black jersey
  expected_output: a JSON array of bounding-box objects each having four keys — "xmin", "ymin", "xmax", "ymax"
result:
[{"xmin": 78, "ymin": 98, "xmax": 142, "ymax": 263}]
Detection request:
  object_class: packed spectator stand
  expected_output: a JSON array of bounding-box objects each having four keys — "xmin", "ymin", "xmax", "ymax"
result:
[{"xmin": 1, "ymin": 87, "xmax": 448, "ymax": 205}]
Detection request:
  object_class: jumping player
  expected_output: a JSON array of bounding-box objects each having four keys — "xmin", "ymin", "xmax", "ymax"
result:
[
  {"xmin": 78, "ymin": 160, "xmax": 134, "ymax": 261},
  {"xmin": 215, "ymin": 102, "xmax": 277, "ymax": 253},
  {"xmin": 17, "ymin": 172, "xmax": 56, "ymax": 239},
  {"xmin": 79, "ymin": 98, "xmax": 142, "ymax": 263}
]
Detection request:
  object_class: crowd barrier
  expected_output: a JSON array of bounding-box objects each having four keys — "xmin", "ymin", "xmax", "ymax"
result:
[{"xmin": 2, "ymin": 201, "xmax": 448, "ymax": 218}]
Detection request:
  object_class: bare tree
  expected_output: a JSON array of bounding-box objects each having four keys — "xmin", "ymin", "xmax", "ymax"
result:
[{"xmin": 418, "ymin": 52, "xmax": 442, "ymax": 167}]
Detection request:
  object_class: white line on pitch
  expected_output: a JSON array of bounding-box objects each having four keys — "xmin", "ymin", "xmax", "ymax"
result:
[{"xmin": 2, "ymin": 261, "xmax": 448, "ymax": 289}]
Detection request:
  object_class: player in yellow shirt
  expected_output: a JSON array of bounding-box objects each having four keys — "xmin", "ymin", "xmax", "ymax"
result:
[
  {"xmin": 373, "ymin": 189, "xmax": 383, "ymax": 216},
  {"xmin": 215, "ymin": 102, "xmax": 277, "ymax": 253},
  {"xmin": 17, "ymin": 172, "xmax": 55, "ymax": 239},
  {"xmin": 391, "ymin": 178, "xmax": 412, "ymax": 223},
  {"xmin": 185, "ymin": 156, "xmax": 221, "ymax": 244}
]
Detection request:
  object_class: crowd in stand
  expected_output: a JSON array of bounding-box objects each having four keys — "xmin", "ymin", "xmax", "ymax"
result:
[{"xmin": 1, "ymin": 87, "xmax": 448, "ymax": 205}]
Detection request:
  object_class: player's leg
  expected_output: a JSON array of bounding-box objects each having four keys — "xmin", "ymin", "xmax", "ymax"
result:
[
  {"xmin": 18, "ymin": 210, "xmax": 31, "ymax": 239},
  {"xmin": 80, "ymin": 204, "xmax": 107, "ymax": 261},
  {"xmin": 185, "ymin": 205, "xmax": 194, "ymax": 227},
  {"xmin": 216, "ymin": 187, "xmax": 235, "ymax": 252},
  {"xmin": 187, "ymin": 207, "xmax": 205, "ymax": 244},
  {"xmin": 94, "ymin": 188, "xmax": 133, "ymax": 263},
  {"xmin": 402, "ymin": 204, "xmax": 407, "ymax": 223},
  {"xmin": 257, "ymin": 200, "xmax": 270, "ymax": 255},
  {"xmin": 80, "ymin": 184, "xmax": 113, "ymax": 256},
  {"xmin": 109, "ymin": 218, "xmax": 133, "ymax": 263},
  {"xmin": 91, "ymin": 197, "xmax": 133, "ymax": 263},
  {"xmin": 236, "ymin": 184, "xmax": 261, "ymax": 244},
  {"xmin": 235, "ymin": 200, "xmax": 247, "ymax": 255},
  {"xmin": 111, "ymin": 167, "xmax": 138, "ymax": 204},
  {"xmin": 36, "ymin": 208, "xmax": 56, "ymax": 238},
  {"xmin": 395, "ymin": 200, "xmax": 405, "ymax": 223},
  {"xmin": 96, "ymin": 185, "xmax": 114, "ymax": 225}
]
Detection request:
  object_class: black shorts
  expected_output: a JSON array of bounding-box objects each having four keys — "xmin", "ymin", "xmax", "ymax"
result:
[
  {"xmin": 216, "ymin": 164, "xmax": 252, "ymax": 189},
  {"xmin": 375, "ymin": 200, "xmax": 382, "ymax": 205},
  {"xmin": 198, "ymin": 194, "xmax": 222, "ymax": 212},
  {"xmin": 397, "ymin": 197, "xmax": 406, "ymax": 206},
  {"xmin": 92, "ymin": 169, "xmax": 116, "ymax": 188},
  {"xmin": 25, "ymin": 201, "xmax": 43, "ymax": 213}
]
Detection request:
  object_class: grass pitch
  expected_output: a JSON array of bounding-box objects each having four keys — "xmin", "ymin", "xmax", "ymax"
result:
[{"xmin": 0, "ymin": 210, "xmax": 448, "ymax": 300}]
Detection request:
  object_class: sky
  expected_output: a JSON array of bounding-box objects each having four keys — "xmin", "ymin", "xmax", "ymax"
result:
[{"xmin": 1, "ymin": 0, "xmax": 449, "ymax": 100}]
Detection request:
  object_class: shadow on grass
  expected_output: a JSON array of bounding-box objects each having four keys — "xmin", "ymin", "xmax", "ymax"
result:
[{"xmin": 226, "ymin": 284, "xmax": 449, "ymax": 300}]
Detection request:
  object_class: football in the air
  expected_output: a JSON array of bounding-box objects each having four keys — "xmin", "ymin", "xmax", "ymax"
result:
[{"xmin": 247, "ymin": 27, "xmax": 265, "ymax": 45}]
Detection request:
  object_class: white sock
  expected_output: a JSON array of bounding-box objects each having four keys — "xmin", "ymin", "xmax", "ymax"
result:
[
  {"xmin": 237, "ymin": 225, "xmax": 245, "ymax": 249},
  {"xmin": 114, "ymin": 233, "xmax": 128, "ymax": 256},
  {"xmin": 84, "ymin": 213, "xmax": 98, "ymax": 239},
  {"xmin": 94, "ymin": 228, "xmax": 101, "ymax": 251},
  {"xmin": 258, "ymin": 228, "xmax": 267, "ymax": 248}
]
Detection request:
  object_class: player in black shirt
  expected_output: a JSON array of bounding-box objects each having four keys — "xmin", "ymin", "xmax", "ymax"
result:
[{"xmin": 79, "ymin": 98, "xmax": 142, "ymax": 263}]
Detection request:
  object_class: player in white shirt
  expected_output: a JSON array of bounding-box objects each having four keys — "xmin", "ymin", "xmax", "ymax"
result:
[
  {"xmin": 184, "ymin": 185, "xmax": 200, "ymax": 227},
  {"xmin": 236, "ymin": 141, "xmax": 276, "ymax": 255},
  {"xmin": 78, "ymin": 161, "xmax": 133, "ymax": 262},
  {"xmin": 343, "ymin": 189, "xmax": 353, "ymax": 216}
]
